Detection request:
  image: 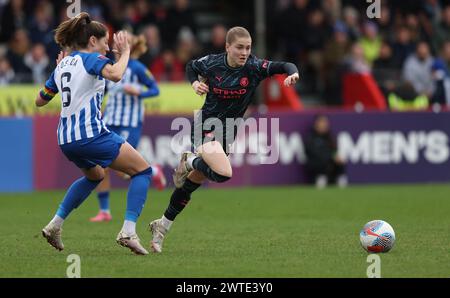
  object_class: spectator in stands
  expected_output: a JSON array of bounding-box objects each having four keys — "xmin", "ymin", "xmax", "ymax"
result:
[
  {"xmin": 150, "ymin": 48, "xmax": 185, "ymax": 82},
  {"xmin": 358, "ymin": 21, "xmax": 382, "ymax": 66},
  {"xmin": 303, "ymin": 9, "xmax": 331, "ymax": 93},
  {"xmin": 202, "ymin": 24, "xmax": 227, "ymax": 56},
  {"xmin": 323, "ymin": 21, "xmax": 351, "ymax": 105},
  {"xmin": 0, "ymin": 0, "xmax": 26, "ymax": 43},
  {"xmin": 28, "ymin": 0, "xmax": 54, "ymax": 44},
  {"xmin": 343, "ymin": 43, "xmax": 371, "ymax": 74},
  {"xmin": 305, "ymin": 114, "xmax": 347, "ymax": 189},
  {"xmin": 432, "ymin": 5, "xmax": 450, "ymax": 55},
  {"xmin": 275, "ymin": 0, "xmax": 312, "ymax": 63},
  {"xmin": 442, "ymin": 41, "xmax": 450, "ymax": 70},
  {"xmin": 403, "ymin": 41, "xmax": 435, "ymax": 98},
  {"xmin": 23, "ymin": 43, "xmax": 49, "ymax": 84},
  {"xmin": 139, "ymin": 24, "xmax": 162, "ymax": 68},
  {"xmin": 376, "ymin": 4, "xmax": 394, "ymax": 42},
  {"xmin": 404, "ymin": 13, "xmax": 428, "ymax": 43},
  {"xmin": 175, "ymin": 27, "xmax": 200, "ymax": 66},
  {"xmin": 321, "ymin": 0, "xmax": 341, "ymax": 23},
  {"xmin": 0, "ymin": 56, "xmax": 15, "ymax": 85},
  {"xmin": 430, "ymin": 53, "xmax": 450, "ymax": 106},
  {"xmin": 161, "ymin": 0, "xmax": 196, "ymax": 47},
  {"xmin": 373, "ymin": 42, "xmax": 400, "ymax": 96},
  {"xmin": 391, "ymin": 26, "xmax": 416, "ymax": 69},
  {"xmin": 6, "ymin": 29, "xmax": 31, "ymax": 82},
  {"xmin": 342, "ymin": 6, "xmax": 360, "ymax": 42},
  {"xmin": 136, "ymin": 0, "xmax": 159, "ymax": 28}
]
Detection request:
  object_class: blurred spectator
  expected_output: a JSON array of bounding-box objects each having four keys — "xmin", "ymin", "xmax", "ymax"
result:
[
  {"xmin": 343, "ymin": 43, "xmax": 371, "ymax": 74},
  {"xmin": 150, "ymin": 48, "xmax": 185, "ymax": 82},
  {"xmin": 321, "ymin": 0, "xmax": 341, "ymax": 23},
  {"xmin": 202, "ymin": 24, "xmax": 226, "ymax": 56},
  {"xmin": 391, "ymin": 26, "xmax": 416, "ymax": 69},
  {"xmin": 28, "ymin": 0, "xmax": 59, "ymax": 62},
  {"xmin": 402, "ymin": 41, "xmax": 435, "ymax": 98},
  {"xmin": 139, "ymin": 24, "xmax": 162, "ymax": 68},
  {"xmin": 358, "ymin": 21, "xmax": 382, "ymax": 66},
  {"xmin": 0, "ymin": 0, "xmax": 26, "ymax": 43},
  {"xmin": 430, "ymin": 59, "xmax": 450, "ymax": 106},
  {"xmin": 28, "ymin": 0, "xmax": 54, "ymax": 44},
  {"xmin": 376, "ymin": 4, "xmax": 395, "ymax": 41},
  {"xmin": 275, "ymin": 0, "xmax": 312, "ymax": 63},
  {"xmin": 404, "ymin": 14, "xmax": 428, "ymax": 43},
  {"xmin": 303, "ymin": 9, "xmax": 331, "ymax": 93},
  {"xmin": 442, "ymin": 41, "xmax": 450, "ymax": 70},
  {"xmin": 432, "ymin": 5, "xmax": 450, "ymax": 55},
  {"xmin": 6, "ymin": 29, "xmax": 31, "ymax": 82},
  {"xmin": 323, "ymin": 21, "xmax": 351, "ymax": 105},
  {"xmin": 134, "ymin": 0, "xmax": 159, "ymax": 30},
  {"xmin": 0, "ymin": 56, "xmax": 15, "ymax": 85},
  {"xmin": 23, "ymin": 43, "xmax": 49, "ymax": 84},
  {"xmin": 373, "ymin": 42, "xmax": 401, "ymax": 96},
  {"xmin": 175, "ymin": 27, "xmax": 200, "ymax": 66},
  {"xmin": 305, "ymin": 114, "xmax": 347, "ymax": 189},
  {"xmin": 342, "ymin": 6, "xmax": 361, "ymax": 42},
  {"xmin": 161, "ymin": 0, "xmax": 196, "ymax": 47}
]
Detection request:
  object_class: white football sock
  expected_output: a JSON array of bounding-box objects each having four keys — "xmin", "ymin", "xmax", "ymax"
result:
[
  {"xmin": 122, "ymin": 220, "xmax": 136, "ymax": 235},
  {"xmin": 50, "ymin": 215, "xmax": 64, "ymax": 229},
  {"xmin": 186, "ymin": 155, "xmax": 197, "ymax": 170},
  {"xmin": 151, "ymin": 165, "xmax": 159, "ymax": 176},
  {"xmin": 161, "ymin": 215, "xmax": 173, "ymax": 231}
]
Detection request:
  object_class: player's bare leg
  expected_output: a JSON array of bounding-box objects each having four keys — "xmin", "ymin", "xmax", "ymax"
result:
[{"xmin": 196, "ymin": 141, "xmax": 232, "ymax": 177}]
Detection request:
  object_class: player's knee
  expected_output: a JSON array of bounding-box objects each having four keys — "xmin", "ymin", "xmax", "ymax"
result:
[
  {"xmin": 215, "ymin": 166, "xmax": 232, "ymax": 178},
  {"xmin": 213, "ymin": 173, "xmax": 231, "ymax": 183},
  {"xmin": 131, "ymin": 166, "xmax": 152, "ymax": 178},
  {"xmin": 86, "ymin": 168, "xmax": 105, "ymax": 181}
]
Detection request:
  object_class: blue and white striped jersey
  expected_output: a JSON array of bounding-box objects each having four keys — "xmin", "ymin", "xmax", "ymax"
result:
[
  {"xmin": 41, "ymin": 51, "xmax": 113, "ymax": 145},
  {"xmin": 103, "ymin": 59, "xmax": 159, "ymax": 128}
]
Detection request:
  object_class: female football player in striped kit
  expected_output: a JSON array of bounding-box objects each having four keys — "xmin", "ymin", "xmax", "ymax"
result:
[
  {"xmin": 36, "ymin": 12, "xmax": 152, "ymax": 255},
  {"xmin": 89, "ymin": 34, "xmax": 166, "ymax": 223},
  {"xmin": 148, "ymin": 26, "xmax": 300, "ymax": 253}
]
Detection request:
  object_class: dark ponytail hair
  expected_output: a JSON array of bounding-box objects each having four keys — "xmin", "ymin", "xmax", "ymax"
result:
[{"xmin": 54, "ymin": 12, "xmax": 107, "ymax": 49}]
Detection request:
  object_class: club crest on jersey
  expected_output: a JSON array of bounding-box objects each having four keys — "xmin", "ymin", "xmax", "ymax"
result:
[{"xmin": 240, "ymin": 77, "xmax": 249, "ymax": 87}]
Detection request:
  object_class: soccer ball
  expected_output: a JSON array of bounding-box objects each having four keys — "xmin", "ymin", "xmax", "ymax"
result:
[{"xmin": 359, "ymin": 220, "xmax": 395, "ymax": 253}]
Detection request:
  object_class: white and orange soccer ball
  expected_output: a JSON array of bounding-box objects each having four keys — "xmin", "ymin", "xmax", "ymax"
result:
[{"xmin": 360, "ymin": 220, "xmax": 396, "ymax": 253}]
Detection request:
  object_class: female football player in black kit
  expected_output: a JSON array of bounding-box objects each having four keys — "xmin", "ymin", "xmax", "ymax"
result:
[{"xmin": 148, "ymin": 27, "xmax": 299, "ymax": 253}]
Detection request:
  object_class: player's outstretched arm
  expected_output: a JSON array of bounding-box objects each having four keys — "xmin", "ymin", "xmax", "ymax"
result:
[
  {"xmin": 35, "ymin": 95, "xmax": 49, "ymax": 107},
  {"xmin": 102, "ymin": 31, "xmax": 130, "ymax": 82},
  {"xmin": 36, "ymin": 71, "xmax": 58, "ymax": 107},
  {"xmin": 268, "ymin": 61, "xmax": 300, "ymax": 86}
]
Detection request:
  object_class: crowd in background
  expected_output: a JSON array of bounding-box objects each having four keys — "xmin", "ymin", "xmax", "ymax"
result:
[{"xmin": 0, "ymin": 0, "xmax": 449, "ymax": 107}]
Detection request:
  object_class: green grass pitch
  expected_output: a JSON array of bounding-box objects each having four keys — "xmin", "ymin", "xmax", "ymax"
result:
[{"xmin": 0, "ymin": 185, "xmax": 449, "ymax": 278}]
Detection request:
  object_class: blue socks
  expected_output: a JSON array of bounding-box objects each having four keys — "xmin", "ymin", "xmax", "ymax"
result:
[
  {"xmin": 56, "ymin": 177, "xmax": 103, "ymax": 219},
  {"xmin": 125, "ymin": 167, "xmax": 152, "ymax": 222},
  {"xmin": 97, "ymin": 191, "xmax": 110, "ymax": 211}
]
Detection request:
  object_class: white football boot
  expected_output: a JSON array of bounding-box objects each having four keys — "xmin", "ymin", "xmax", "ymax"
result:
[
  {"xmin": 116, "ymin": 231, "xmax": 149, "ymax": 255},
  {"xmin": 42, "ymin": 223, "xmax": 64, "ymax": 251},
  {"xmin": 149, "ymin": 219, "xmax": 168, "ymax": 253}
]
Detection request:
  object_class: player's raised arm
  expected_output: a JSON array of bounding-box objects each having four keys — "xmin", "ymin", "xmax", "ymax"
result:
[{"xmin": 101, "ymin": 31, "xmax": 130, "ymax": 82}]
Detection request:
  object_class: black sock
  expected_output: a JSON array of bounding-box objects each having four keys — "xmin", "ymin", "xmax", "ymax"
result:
[
  {"xmin": 192, "ymin": 157, "xmax": 231, "ymax": 183},
  {"xmin": 163, "ymin": 178, "xmax": 201, "ymax": 221}
]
